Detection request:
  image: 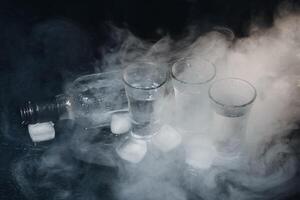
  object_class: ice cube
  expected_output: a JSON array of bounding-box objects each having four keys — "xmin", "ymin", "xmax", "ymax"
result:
[
  {"xmin": 116, "ymin": 137, "xmax": 147, "ymax": 163},
  {"xmin": 111, "ymin": 112, "xmax": 131, "ymax": 135},
  {"xmin": 185, "ymin": 138, "xmax": 216, "ymax": 169},
  {"xmin": 152, "ymin": 125, "xmax": 182, "ymax": 152},
  {"xmin": 28, "ymin": 122, "xmax": 55, "ymax": 142}
]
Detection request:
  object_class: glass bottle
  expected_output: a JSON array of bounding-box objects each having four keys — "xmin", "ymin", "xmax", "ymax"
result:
[{"xmin": 20, "ymin": 70, "xmax": 128, "ymax": 128}]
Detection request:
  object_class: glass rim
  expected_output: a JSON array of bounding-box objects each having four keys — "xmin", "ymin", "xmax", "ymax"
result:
[
  {"xmin": 209, "ymin": 78, "xmax": 257, "ymax": 108},
  {"xmin": 122, "ymin": 61, "xmax": 168, "ymax": 90},
  {"xmin": 212, "ymin": 26, "xmax": 235, "ymax": 41},
  {"xmin": 171, "ymin": 57, "xmax": 216, "ymax": 85}
]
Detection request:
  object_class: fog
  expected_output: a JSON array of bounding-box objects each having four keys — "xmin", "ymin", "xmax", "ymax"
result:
[{"xmin": 9, "ymin": 4, "xmax": 300, "ymax": 200}]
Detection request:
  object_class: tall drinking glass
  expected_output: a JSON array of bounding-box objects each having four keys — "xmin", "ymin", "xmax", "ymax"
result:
[
  {"xmin": 209, "ymin": 78, "xmax": 256, "ymax": 158},
  {"xmin": 123, "ymin": 61, "xmax": 168, "ymax": 139},
  {"xmin": 171, "ymin": 57, "xmax": 216, "ymax": 134}
]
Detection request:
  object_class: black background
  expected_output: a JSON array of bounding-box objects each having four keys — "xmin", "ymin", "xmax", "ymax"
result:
[
  {"xmin": 1, "ymin": 0, "xmax": 297, "ymax": 100},
  {"xmin": 0, "ymin": 0, "xmax": 300, "ymax": 199}
]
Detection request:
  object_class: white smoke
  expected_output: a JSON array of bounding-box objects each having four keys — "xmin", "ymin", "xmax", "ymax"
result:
[
  {"xmin": 113, "ymin": 7, "xmax": 300, "ymax": 200},
  {"xmin": 11, "ymin": 5, "xmax": 300, "ymax": 200}
]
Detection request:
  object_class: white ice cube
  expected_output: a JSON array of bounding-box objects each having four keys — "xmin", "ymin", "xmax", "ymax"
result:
[
  {"xmin": 152, "ymin": 125, "xmax": 182, "ymax": 152},
  {"xmin": 185, "ymin": 138, "xmax": 216, "ymax": 169},
  {"xmin": 28, "ymin": 122, "xmax": 55, "ymax": 142},
  {"xmin": 116, "ymin": 137, "xmax": 147, "ymax": 163},
  {"xmin": 110, "ymin": 112, "xmax": 131, "ymax": 135}
]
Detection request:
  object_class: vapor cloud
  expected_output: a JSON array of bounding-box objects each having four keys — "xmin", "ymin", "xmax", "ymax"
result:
[{"xmin": 11, "ymin": 4, "xmax": 300, "ymax": 200}]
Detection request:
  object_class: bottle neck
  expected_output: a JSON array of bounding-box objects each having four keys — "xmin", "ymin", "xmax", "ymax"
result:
[{"xmin": 20, "ymin": 95, "xmax": 69, "ymax": 125}]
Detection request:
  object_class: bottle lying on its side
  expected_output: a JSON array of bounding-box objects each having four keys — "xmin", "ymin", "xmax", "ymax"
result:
[{"xmin": 20, "ymin": 70, "xmax": 129, "ymax": 129}]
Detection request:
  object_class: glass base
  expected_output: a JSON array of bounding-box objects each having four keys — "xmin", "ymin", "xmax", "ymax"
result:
[{"xmin": 130, "ymin": 122, "xmax": 161, "ymax": 140}]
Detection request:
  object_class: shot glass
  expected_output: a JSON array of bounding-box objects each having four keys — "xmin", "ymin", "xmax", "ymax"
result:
[
  {"xmin": 123, "ymin": 61, "xmax": 168, "ymax": 139},
  {"xmin": 209, "ymin": 78, "xmax": 257, "ymax": 158},
  {"xmin": 171, "ymin": 57, "xmax": 216, "ymax": 134}
]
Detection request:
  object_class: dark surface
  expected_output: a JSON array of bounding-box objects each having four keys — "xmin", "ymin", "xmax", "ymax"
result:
[
  {"xmin": 0, "ymin": 122, "xmax": 120, "ymax": 200},
  {"xmin": 1, "ymin": 0, "xmax": 300, "ymax": 199}
]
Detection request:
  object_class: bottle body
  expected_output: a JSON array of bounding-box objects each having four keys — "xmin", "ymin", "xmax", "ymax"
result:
[
  {"xmin": 67, "ymin": 70, "xmax": 128, "ymax": 127},
  {"xmin": 20, "ymin": 71, "xmax": 129, "ymax": 128}
]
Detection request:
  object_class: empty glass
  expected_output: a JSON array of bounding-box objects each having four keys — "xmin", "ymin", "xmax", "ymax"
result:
[
  {"xmin": 209, "ymin": 78, "xmax": 257, "ymax": 158},
  {"xmin": 171, "ymin": 57, "xmax": 216, "ymax": 134},
  {"xmin": 123, "ymin": 61, "xmax": 168, "ymax": 139}
]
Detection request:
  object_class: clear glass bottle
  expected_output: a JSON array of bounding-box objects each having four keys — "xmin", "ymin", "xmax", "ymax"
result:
[{"xmin": 20, "ymin": 71, "xmax": 128, "ymax": 128}]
